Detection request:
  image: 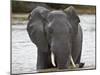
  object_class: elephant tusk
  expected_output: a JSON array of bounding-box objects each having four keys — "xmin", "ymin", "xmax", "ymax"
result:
[{"xmin": 70, "ymin": 55, "xmax": 77, "ymax": 68}]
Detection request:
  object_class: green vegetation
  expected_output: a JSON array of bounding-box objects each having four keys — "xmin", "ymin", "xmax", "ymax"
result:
[{"xmin": 12, "ymin": 0, "xmax": 96, "ymax": 14}]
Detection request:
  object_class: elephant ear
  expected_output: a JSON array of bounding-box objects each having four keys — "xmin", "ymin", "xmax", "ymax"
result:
[
  {"xmin": 27, "ymin": 6, "xmax": 50, "ymax": 52},
  {"xmin": 64, "ymin": 6, "xmax": 80, "ymax": 34}
]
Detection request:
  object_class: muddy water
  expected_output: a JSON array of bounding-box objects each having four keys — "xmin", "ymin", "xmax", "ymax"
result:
[{"xmin": 12, "ymin": 15, "xmax": 96, "ymax": 74}]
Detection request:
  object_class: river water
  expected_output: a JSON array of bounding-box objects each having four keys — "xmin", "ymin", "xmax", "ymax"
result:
[{"xmin": 12, "ymin": 14, "xmax": 96, "ymax": 74}]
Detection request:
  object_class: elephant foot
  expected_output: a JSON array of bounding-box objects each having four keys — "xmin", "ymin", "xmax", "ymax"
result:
[
  {"xmin": 68, "ymin": 63, "xmax": 84, "ymax": 69},
  {"xmin": 37, "ymin": 64, "xmax": 54, "ymax": 70},
  {"xmin": 79, "ymin": 63, "xmax": 85, "ymax": 68}
]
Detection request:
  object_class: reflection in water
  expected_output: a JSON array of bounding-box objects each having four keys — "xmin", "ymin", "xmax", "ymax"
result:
[{"xmin": 12, "ymin": 15, "xmax": 96, "ymax": 74}]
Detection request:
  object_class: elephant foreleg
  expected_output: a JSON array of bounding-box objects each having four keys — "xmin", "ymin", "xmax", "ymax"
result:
[{"xmin": 37, "ymin": 50, "xmax": 54, "ymax": 70}]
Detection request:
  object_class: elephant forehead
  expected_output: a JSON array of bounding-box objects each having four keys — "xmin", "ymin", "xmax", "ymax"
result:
[
  {"xmin": 47, "ymin": 11, "xmax": 67, "ymax": 23},
  {"xmin": 48, "ymin": 10, "xmax": 66, "ymax": 17}
]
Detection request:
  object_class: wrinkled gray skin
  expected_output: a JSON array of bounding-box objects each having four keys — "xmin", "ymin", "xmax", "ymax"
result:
[{"xmin": 27, "ymin": 6, "xmax": 83, "ymax": 69}]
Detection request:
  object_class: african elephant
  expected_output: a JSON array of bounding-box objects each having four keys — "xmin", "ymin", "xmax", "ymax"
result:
[{"xmin": 27, "ymin": 6, "xmax": 84, "ymax": 70}]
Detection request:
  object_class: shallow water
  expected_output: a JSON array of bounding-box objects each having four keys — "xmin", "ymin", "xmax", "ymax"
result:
[{"xmin": 12, "ymin": 14, "xmax": 96, "ymax": 74}]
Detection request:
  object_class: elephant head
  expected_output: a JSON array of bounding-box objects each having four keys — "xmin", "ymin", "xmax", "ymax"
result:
[
  {"xmin": 27, "ymin": 6, "xmax": 83, "ymax": 69},
  {"xmin": 45, "ymin": 10, "xmax": 74, "ymax": 69}
]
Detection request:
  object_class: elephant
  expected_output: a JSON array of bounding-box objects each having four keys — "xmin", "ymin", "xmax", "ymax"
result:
[{"xmin": 27, "ymin": 6, "xmax": 84, "ymax": 70}]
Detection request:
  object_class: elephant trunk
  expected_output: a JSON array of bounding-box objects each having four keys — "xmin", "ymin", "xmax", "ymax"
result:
[{"xmin": 51, "ymin": 38, "xmax": 72, "ymax": 69}]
